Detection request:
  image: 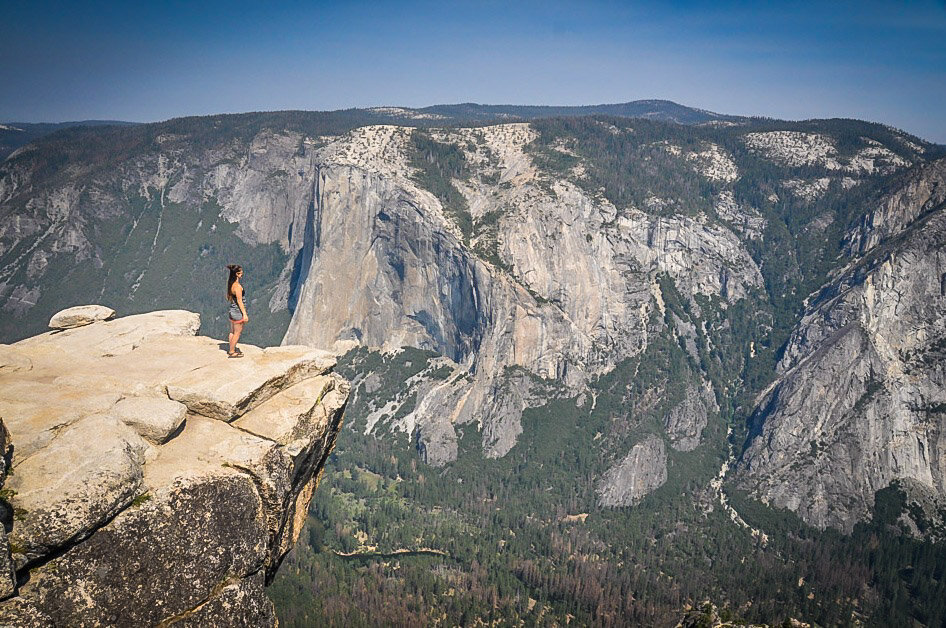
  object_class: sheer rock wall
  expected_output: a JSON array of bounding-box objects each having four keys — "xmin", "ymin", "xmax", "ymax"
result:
[{"xmin": 736, "ymin": 159, "xmax": 946, "ymax": 532}]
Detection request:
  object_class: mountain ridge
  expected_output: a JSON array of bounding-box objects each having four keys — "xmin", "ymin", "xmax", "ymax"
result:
[
  {"xmin": 0, "ymin": 120, "xmax": 140, "ymax": 162},
  {"xmin": 7, "ymin": 100, "xmax": 940, "ymax": 167}
]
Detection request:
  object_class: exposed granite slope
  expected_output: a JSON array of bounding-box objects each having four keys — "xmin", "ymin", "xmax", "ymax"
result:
[
  {"xmin": 0, "ymin": 308, "xmax": 349, "ymax": 626},
  {"xmin": 844, "ymin": 158, "xmax": 946, "ymax": 256},
  {"xmin": 664, "ymin": 382, "xmax": 717, "ymax": 452},
  {"xmin": 282, "ymin": 124, "xmax": 761, "ymax": 460},
  {"xmin": 736, "ymin": 158, "xmax": 946, "ymax": 533},
  {"xmin": 597, "ymin": 435, "xmax": 668, "ymax": 507}
]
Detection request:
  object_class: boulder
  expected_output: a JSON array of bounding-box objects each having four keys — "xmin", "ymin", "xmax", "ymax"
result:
[
  {"xmin": 112, "ymin": 396, "xmax": 187, "ymax": 444},
  {"xmin": 6, "ymin": 415, "xmax": 147, "ymax": 567},
  {"xmin": 47, "ymin": 305, "xmax": 115, "ymax": 329}
]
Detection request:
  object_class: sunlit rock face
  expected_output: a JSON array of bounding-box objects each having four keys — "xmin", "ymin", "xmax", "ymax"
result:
[
  {"xmin": 280, "ymin": 124, "xmax": 762, "ymax": 460},
  {"xmin": 597, "ymin": 435, "xmax": 668, "ymax": 507},
  {"xmin": 0, "ymin": 308, "xmax": 349, "ymax": 626},
  {"xmin": 736, "ymin": 158, "xmax": 946, "ymax": 533}
]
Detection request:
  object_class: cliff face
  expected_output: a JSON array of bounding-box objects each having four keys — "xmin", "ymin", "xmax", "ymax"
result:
[
  {"xmin": 280, "ymin": 124, "xmax": 762, "ymax": 460},
  {"xmin": 736, "ymin": 158, "xmax": 946, "ymax": 533},
  {"xmin": 0, "ymin": 308, "xmax": 349, "ymax": 625},
  {"xmin": 1, "ymin": 121, "xmax": 761, "ymax": 463},
  {"xmin": 596, "ymin": 435, "xmax": 668, "ymax": 507},
  {"xmin": 2, "ymin": 109, "xmax": 943, "ymax": 535}
]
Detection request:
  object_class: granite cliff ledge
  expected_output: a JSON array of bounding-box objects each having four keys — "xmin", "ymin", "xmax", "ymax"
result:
[{"xmin": 0, "ymin": 308, "xmax": 350, "ymax": 626}]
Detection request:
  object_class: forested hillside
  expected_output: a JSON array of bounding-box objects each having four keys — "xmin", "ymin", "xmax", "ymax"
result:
[{"xmin": 269, "ymin": 348, "xmax": 946, "ymax": 626}]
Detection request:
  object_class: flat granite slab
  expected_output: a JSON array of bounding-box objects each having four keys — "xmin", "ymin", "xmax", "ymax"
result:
[{"xmin": 165, "ymin": 344, "xmax": 337, "ymax": 422}]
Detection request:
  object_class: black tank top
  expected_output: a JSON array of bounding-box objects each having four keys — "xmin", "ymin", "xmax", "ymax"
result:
[{"xmin": 230, "ymin": 285, "xmax": 246, "ymax": 309}]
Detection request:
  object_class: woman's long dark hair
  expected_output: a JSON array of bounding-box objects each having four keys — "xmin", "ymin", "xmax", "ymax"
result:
[{"xmin": 226, "ymin": 264, "xmax": 242, "ymax": 302}]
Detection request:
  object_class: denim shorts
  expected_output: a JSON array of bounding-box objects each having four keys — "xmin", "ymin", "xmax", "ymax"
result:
[{"xmin": 229, "ymin": 303, "xmax": 244, "ymax": 321}]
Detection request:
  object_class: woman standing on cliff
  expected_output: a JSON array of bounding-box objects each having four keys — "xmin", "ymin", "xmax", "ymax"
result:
[{"xmin": 227, "ymin": 264, "xmax": 249, "ymax": 358}]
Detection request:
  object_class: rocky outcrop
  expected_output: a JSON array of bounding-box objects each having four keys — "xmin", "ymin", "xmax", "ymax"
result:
[
  {"xmin": 597, "ymin": 435, "xmax": 668, "ymax": 507},
  {"xmin": 47, "ymin": 304, "xmax": 115, "ymax": 329},
  {"xmin": 0, "ymin": 307, "xmax": 349, "ymax": 625},
  {"xmin": 664, "ymin": 382, "xmax": 716, "ymax": 452},
  {"xmin": 745, "ymin": 131, "xmax": 844, "ymax": 169},
  {"xmin": 843, "ymin": 158, "xmax": 946, "ymax": 256},
  {"xmin": 736, "ymin": 158, "xmax": 946, "ymax": 532}
]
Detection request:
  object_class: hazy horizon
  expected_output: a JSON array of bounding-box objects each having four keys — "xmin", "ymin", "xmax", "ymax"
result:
[
  {"xmin": 4, "ymin": 98, "xmax": 945, "ymax": 146},
  {"xmin": 2, "ymin": 0, "xmax": 945, "ymax": 142}
]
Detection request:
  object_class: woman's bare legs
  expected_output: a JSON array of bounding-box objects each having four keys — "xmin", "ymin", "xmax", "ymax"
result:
[
  {"xmin": 228, "ymin": 319, "xmax": 235, "ymax": 352},
  {"xmin": 229, "ymin": 321, "xmax": 245, "ymax": 355}
]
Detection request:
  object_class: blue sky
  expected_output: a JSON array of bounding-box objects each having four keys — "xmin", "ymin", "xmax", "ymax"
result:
[{"xmin": 2, "ymin": 0, "xmax": 945, "ymax": 142}]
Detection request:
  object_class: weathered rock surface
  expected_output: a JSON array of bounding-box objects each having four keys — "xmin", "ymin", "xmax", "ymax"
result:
[
  {"xmin": 736, "ymin": 158, "xmax": 946, "ymax": 532},
  {"xmin": 169, "ymin": 572, "xmax": 276, "ymax": 627},
  {"xmin": 8, "ymin": 415, "xmax": 147, "ymax": 567},
  {"xmin": 0, "ymin": 419, "xmax": 13, "ymax": 600},
  {"xmin": 0, "ymin": 308, "xmax": 349, "ymax": 624},
  {"xmin": 166, "ymin": 344, "xmax": 337, "ymax": 421},
  {"xmin": 664, "ymin": 382, "xmax": 716, "ymax": 452},
  {"xmin": 597, "ymin": 435, "xmax": 668, "ymax": 507},
  {"xmin": 47, "ymin": 304, "xmax": 115, "ymax": 329},
  {"xmin": 281, "ymin": 124, "xmax": 762, "ymax": 460},
  {"xmin": 0, "ymin": 419, "xmax": 10, "ymax": 483},
  {"xmin": 112, "ymin": 395, "xmax": 187, "ymax": 444},
  {"xmin": 844, "ymin": 158, "xmax": 946, "ymax": 256}
]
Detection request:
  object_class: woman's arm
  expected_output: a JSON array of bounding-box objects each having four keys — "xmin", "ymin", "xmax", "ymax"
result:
[{"xmin": 234, "ymin": 284, "xmax": 249, "ymax": 323}]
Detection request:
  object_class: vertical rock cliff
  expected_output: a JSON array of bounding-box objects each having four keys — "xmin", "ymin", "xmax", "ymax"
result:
[
  {"xmin": 0, "ymin": 308, "xmax": 349, "ymax": 625},
  {"xmin": 736, "ymin": 158, "xmax": 946, "ymax": 532},
  {"xmin": 279, "ymin": 124, "xmax": 762, "ymax": 461},
  {"xmin": 1, "ymin": 110, "xmax": 941, "ymax": 536}
]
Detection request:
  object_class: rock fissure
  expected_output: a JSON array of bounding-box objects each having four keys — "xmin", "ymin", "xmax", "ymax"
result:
[
  {"xmin": 221, "ymin": 462, "xmax": 284, "ymax": 564},
  {"xmin": 156, "ymin": 575, "xmax": 245, "ymax": 627},
  {"xmin": 220, "ymin": 419, "xmax": 282, "ymax": 446},
  {"xmin": 11, "ymin": 477, "xmax": 140, "ymax": 578}
]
